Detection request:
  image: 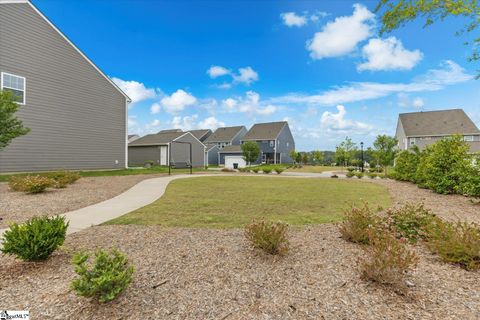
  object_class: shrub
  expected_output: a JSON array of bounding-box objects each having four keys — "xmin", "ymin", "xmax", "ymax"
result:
[
  {"xmin": 71, "ymin": 248, "xmax": 134, "ymax": 303},
  {"xmin": 346, "ymin": 171, "xmax": 355, "ymax": 178},
  {"xmin": 359, "ymin": 230, "xmax": 418, "ymax": 286},
  {"xmin": 45, "ymin": 171, "xmax": 81, "ymax": 188},
  {"xmin": 367, "ymin": 173, "xmax": 377, "ymax": 179},
  {"xmin": 331, "ymin": 174, "xmax": 339, "ymax": 178},
  {"xmin": 424, "ymin": 220, "xmax": 480, "ymax": 270},
  {"xmin": 221, "ymin": 168, "xmax": 235, "ymax": 172},
  {"xmin": 385, "ymin": 203, "xmax": 438, "ymax": 244},
  {"xmin": 347, "ymin": 167, "xmax": 355, "ymax": 172},
  {"xmin": 1, "ymin": 216, "xmax": 68, "ymax": 261},
  {"xmin": 355, "ymin": 172, "xmax": 364, "ymax": 179},
  {"xmin": 8, "ymin": 175, "xmax": 54, "ymax": 193},
  {"xmin": 252, "ymin": 168, "xmax": 259, "ymax": 173},
  {"xmin": 393, "ymin": 149, "xmax": 420, "ymax": 182},
  {"xmin": 339, "ymin": 203, "xmax": 381, "ymax": 245},
  {"xmin": 245, "ymin": 219, "xmax": 289, "ymax": 255},
  {"xmin": 263, "ymin": 168, "xmax": 272, "ymax": 174},
  {"xmin": 274, "ymin": 167, "xmax": 284, "ymax": 174}
]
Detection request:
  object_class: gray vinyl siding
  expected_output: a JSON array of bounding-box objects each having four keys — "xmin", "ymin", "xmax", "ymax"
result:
[
  {"xmin": 276, "ymin": 125, "xmax": 295, "ymax": 164},
  {"xmin": 0, "ymin": 3, "xmax": 127, "ymax": 172},
  {"xmin": 231, "ymin": 127, "xmax": 247, "ymax": 145},
  {"xmin": 206, "ymin": 146, "xmax": 219, "ymax": 166},
  {"xmin": 395, "ymin": 119, "xmax": 407, "ymax": 150},
  {"xmin": 171, "ymin": 134, "xmax": 205, "ymax": 167},
  {"xmin": 128, "ymin": 146, "xmax": 161, "ymax": 167}
]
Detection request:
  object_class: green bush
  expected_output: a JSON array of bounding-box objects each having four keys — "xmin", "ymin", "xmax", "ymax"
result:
[
  {"xmin": 8, "ymin": 175, "xmax": 54, "ymax": 193},
  {"xmin": 355, "ymin": 172, "xmax": 364, "ymax": 179},
  {"xmin": 44, "ymin": 171, "xmax": 81, "ymax": 188},
  {"xmin": 274, "ymin": 167, "xmax": 284, "ymax": 174},
  {"xmin": 455, "ymin": 163, "xmax": 480, "ymax": 198},
  {"xmin": 221, "ymin": 167, "xmax": 235, "ymax": 172},
  {"xmin": 339, "ymin": 203, "xmax": 381, "ymax": 245},
  {"xmin": 347, "ymin": 167, "xmax": 355, "ymax": 172},
  {"xmin": 393, "ymin": 149, "xmax": 420, "ymax": 182},
  {"xmin": 385, "ymin": 203, "xmax": 439, "ymax": 244},
  {"xmin": 245, "ymin": 219, "xmax": 289, "ymax": 255},
  {"xmin": 262, "ymin": 168, "xmax": 272, "ymax": 174},
  {"xmin": 71, "ymin": 248, "xmax": 134, "ymax": 303},
  {"xmin": 252, "ymin": 168, "xmax": 259, "ymax": 173},
  {"xmin": 346, "ymin": 171, "xmax": 355, "ymax": 178},
  {"xmin": 367, "ymin": 173, "xmax": 377, "ymax": 179},
  {"xmin": 360, "ymin": 230, "xmax": 418, "ymax": 285},
  {"xmin": 1, "ymin": 216, "xmax": 68, "ymax": 261},
  {"xmin": 424, "ymin": 220, "xmax": 480, "ymax": 270}
]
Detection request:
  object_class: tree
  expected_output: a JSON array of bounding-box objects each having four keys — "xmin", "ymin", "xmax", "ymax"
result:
[
  {"xmin": 0, "ymin": 90, "xmax": 30, "ymax": 150},
  {"xmin": 376, "ymin": 0, "xmax": 480, "ymax": 77},
  {"xmin": 289, "ymin": 150, "xmax": 298, "ymax": 164},
  {"xmin": 301, "ymin": 152, "xmax": 309, "ymax": 165},
  {"xmin": 295, "ymin": 152, "xmax": 303, "ymax": 164},
  {"xmin": 241, "ymin": 141, "xmax": 260, "ymax": 166},
  {"xmin": 372, "ymin": 135, "xmax": 398, "ymax": 175},
  {"xmin": 336, "ymin": 137, "xmax": 357, "ymax": 166},
  {"xmin": 313, "ymin": 150, "xmax": 323, "ymax": 165}
]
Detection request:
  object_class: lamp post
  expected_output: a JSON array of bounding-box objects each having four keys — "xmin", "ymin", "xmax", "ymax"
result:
[{"xmin": 360, "ymin": 142, "xmax": 364, "ymax": 173}]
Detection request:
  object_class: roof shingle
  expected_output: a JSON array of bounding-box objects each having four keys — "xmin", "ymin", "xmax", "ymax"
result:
[
  {"xmin": 204, "ymin": 126, "xmax": 246, "ymax": 143},
  {"xmin": 242, "ymin": 121, "xmax": 287, "ymax": 141},
  {"xmin": 129, "ymin": 131, "xmax": 185, "ymax": 146}
]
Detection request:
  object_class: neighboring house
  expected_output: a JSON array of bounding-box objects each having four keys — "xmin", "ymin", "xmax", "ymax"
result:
[
  {"xmin": 205, "ymin": 144, "xmax": 220, "ymax": 166},
  {"xmin": 396, "ymin": 109, "xmax": 480, "ymax": 153},
  {"xmin": 241, "ymin": 121, "xmax": 295, "ymax": 165},
  {"xmin": 128, "ymin": 131, "xmax": 206, "ymax": 167},
  {"xmin": 204, "ymin": 126, "xmax": 247, "ymax": 149},
  {"xmin": 218, "ymin": 145, "xmax": 244, "ymax": 168},
  {"xmin": 0, "ymin": 0, "xmax": 130, "ymax": 173},
  {"xmin": 128, "ymin": 135, "xmax": 140, "ymax": 143},
  {"xmin": 187, "ymin": 129, "xmax": 212, "ymax": 142}
]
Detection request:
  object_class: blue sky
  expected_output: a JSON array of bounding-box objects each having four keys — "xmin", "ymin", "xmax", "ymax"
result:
[{"xmin": 36, "ymin": 0, "xmax": 480, "ymax": 150}]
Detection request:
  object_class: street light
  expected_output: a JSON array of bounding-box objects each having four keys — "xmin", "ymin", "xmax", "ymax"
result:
[{"xmin": 360, "ymin": 141, "xmax": 364, "ymax": 173}]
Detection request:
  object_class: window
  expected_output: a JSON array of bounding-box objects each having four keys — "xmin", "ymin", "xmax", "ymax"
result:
[
  {"xmin": 464, "ymin": 135, "xmax": 474, "ymax": 142},
  {"xmin": 269, "ymin": 140, "xmax": 274, "ymax": 147},
  {"xmin": 286, "ymin": 142, "xmax": 289, "ymax": 147},
  {"xmin": 410, "ymin": 138, "xmax": 416, "ymax": 145},
  {"xmin": 1, "ymin": 72, "xmax": 26, "ymax": 104}
]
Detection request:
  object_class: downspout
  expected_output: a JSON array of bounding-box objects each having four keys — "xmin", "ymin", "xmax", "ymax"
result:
[{"xmin": 274, "ymin": 140, "xmax": 277, "ymax": 164}]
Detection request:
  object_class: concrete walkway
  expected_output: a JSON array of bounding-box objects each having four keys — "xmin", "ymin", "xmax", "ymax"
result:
[{"xmin": 0, "ymin": 171, "xmax": 345, "ymax": 239}]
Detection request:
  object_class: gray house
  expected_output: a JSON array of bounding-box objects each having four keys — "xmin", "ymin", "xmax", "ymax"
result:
[
  {"xmin": 187, "ymin": 129, "xmax": 212, "ymax": 142},
  {"xmin": 128, "ymin": 131, "xmax": 206, "ymax": 167},
  {"xmin": 204, "ymin": 126, "xmax": 247, "ymax": 149},
  {"xmin": 219, "ymin": 121, "xmax": 295, "ymax": 167},
  {"xmin": 396, "ymin": 109, "xmax": 480, "ymax": 152},
  {"xmin": 0, "ymin": 0, "xmax": 130, "ymax": 173},
  {"xmin": 128, "ymin": 135, "xmax": 140, "ymax": 143},
  {"xmin": 205, "ymin": 144, "xmax": 220, "ymax": 166}
]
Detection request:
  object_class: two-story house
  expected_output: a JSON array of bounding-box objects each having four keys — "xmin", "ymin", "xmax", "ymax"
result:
[
  {"xmin": 0, "ymin": 0, "xmax": 130, "ymax": 172},
  {"xmin": 219, "ymin": 121, "xmax": 295, "ymax": 168},
  {"xmin": 395, "ymin": 109, "xmax": 480, "ymax": 153},
  {"xmin": 204, "ymin": 126, "xmax": 247, "ymax": 149}
]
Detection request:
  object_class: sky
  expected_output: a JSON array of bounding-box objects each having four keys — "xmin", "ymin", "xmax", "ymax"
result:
[{"xmin": 35, "ymin": 0, "xmax": 480, "ymax": 151}]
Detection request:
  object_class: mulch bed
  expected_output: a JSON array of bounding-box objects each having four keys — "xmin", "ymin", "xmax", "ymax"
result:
[{"xmin": 1, "ymin": 224, "xmax": 478, "ymax": 319}]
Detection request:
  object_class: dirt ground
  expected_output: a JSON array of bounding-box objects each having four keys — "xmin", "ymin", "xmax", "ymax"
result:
[{"xmin": 1, "ymin": 225, "xmax": 478, "ymax": 319}]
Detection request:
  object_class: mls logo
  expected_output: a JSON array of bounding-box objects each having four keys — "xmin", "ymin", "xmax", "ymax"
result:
[
  {"xmin": 0, "ymin": 311, "xmax": 6, "ymax": 320},
  {"xmin": 0, "ymin": 310, "xmax": 30, "ymax": 319}
]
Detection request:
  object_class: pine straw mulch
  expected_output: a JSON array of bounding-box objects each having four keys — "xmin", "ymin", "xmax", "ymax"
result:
[{"xmin": 1, "ymin": 224, "xmax": 478, "ymax": 319}]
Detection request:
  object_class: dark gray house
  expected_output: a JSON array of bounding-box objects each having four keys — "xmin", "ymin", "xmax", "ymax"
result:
[
  {"xmin": 0, "ymin": 0, "xmax": 130, "ymax": 173},
  {"xmin": 219, "ymin": 121, "xmax": 295, "ymax": 167},
  {"xmin": 128, "ymin": 131, "xmax": 206, "ymax": 167},
  {"xmin": 396, "ymin": 109, "xmax": 480, "ymax": 152},
  {"xmin": 204, "ymin": 126, "xmax": 247, "ymax": 149},
  {"xmin": 205, "ymin": 144, "xmax": 220, "ymax": 166},
  {"xmin": 187, "ymin": 129, "xmax": 212, "ymax": 142}
]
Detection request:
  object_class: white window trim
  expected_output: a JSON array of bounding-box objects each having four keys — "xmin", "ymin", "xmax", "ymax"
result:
[
  {"xmin": 1, "ymin": 72, "xmax": 26, "ymax": 105},
  {"xmin": 464, "ymin": 135, "xmax": 474, "ymax": 142}
]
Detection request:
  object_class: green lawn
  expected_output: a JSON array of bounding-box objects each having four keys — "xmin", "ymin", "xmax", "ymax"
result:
[
  {"xmin": 286, "ymin": 165, "xmax": 345, "ymax": 173},
  {"xmin": 107, "ymin": 176, "xmax": 391, "ymax": 228},
  {"xmin": 0, "ymin": 166, "xmax": 208, "ymax": 182}
]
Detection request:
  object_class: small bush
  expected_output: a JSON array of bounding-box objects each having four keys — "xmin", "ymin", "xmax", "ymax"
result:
[
  {"xmin": 346, "ymin": 171, "xmax": 355, "ymax": 178},
  {"xmin": 8, "ymin": 175, "xmax": 54, "ymax": 193},
  {"xmin": 367, "ymin": 173, "xmax": 377, "ymax": 179},
  {"xmin": 347, "ymin": 167, "xmax": 355, "ymax": 172},
  {"xmin": 274, "ymin": 167, "xmax": 284, "ymax": 174},
  {"xmin": 359, "ymin": 230, "xmax": 418, "ymax": 286},
  {"xmin": 252, "ymin": 168, "xmax": 259, "ymax": 173},
  {"xmin": 355, "ymin": 172, "xmax": 364, "ymax": 179},
  {"xmin": 45, "ymin": 171, "xmax": 81, "ymax": 188},
  {"xmin": 71, "ymin": 248, "xmax": 134, "ymax": 303},
  {"xmin": 245, "ymin": 219, "xmax": 289, "ymax": 255},
  {"xmin": 263, "ymin": 168, "xmax": 272, "ymax": 174},
  {"xmin": 424, "ymin": 220, "xmax": 480, "ymax": 270},
  {"xmin": 1, "ymin": 216, "xmax": 68, "ymax": 261},
  {"xmin": 221, "ymin": 168, "xmax": 235, "ymax": 172},
  {"xmin": 385, "ymin": 203, "xmax": 438, "ymax": 244},
  {"xmin": 331, "ymin": 174, "xmax": 339, "ymax": 178},
  {"xmin": 339, "ymin": 203, "xmax": 380, "ymax": 245}
]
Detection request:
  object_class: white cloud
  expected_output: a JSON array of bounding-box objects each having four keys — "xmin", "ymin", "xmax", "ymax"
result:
[
  {"xmin": 161, "ymin": 89, "xmax": 197, "ymax": 114},
  {"xmin": 223, "ymin": 91, "xmax": 279, "ymax": 116},
  {"xmin": 281, "ymin": 12, "xmax": 307, "ymax": 27},
  {"xmin": 358, "ymin": 37, "xmax": 423, "ymax": 71},
  {"xmin": 232, "ymin": 67, "xmax": 259, "ymax": 85},
  {"xmin": 413, "ymin": 97, "xmax": 425, "ymax": 108},
  {"xmin": 207, "ymin": 66, "xmax": 230, "ymax": 78},
  {"xmin": 320, "ymin": 105, "xmax": 372, "ymax": 134},
  {"xmin": 306, "ymin": 4, "xmax": 375, "ymax": 59},
  {"xmin": 198, "ymin": 116, "xmax": 226, "ymax": 130},
  {"xmin": 112, "ymin": 77, "xmax": 157, "ymax": 105},
  {"xmin": 150, "ymin": 103, "xmax": 161, "ymax": 114},
  {"xmin": 256, "ymin": 105, "xmax": 277, "ymax": 116},
  {"xmin": 222, "ymin": 98, "xmax": 238, "ymax": 111},
  {"xmin": 271, "ymin": 60, "xmax": 473, "ymax": 106},
  {"xmin": 398, "ymin": 93, "xmax": 425, "ymax": 109},
  {"xmin": 171, "ymin": 115, "xmax": 199, "ymax": 131}
]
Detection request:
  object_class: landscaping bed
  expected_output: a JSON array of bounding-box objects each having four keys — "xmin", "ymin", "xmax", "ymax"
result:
[
  {"xmin": 0, "ymin": 174, "xmax": 166, "ymax": 228},
  {"xmin": 1, "ymin": 224, "xmax": 478, "ymax": 319}
]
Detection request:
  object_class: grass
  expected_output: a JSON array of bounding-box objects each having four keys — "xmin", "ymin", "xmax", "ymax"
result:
[
  {"xmin": 0, "ymin": 166, "xmax": 207, "ymax": 182},
  {"xmin": 286, "ymin": 165, "xmax": 345, "ymax": 173},
  {"xmin": 107, "ymin": 176, "xmax": 391, "ymax": 228}
]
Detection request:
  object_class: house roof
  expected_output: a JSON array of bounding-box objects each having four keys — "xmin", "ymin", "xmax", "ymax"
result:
[
  {"xmin": 2, "ymin": 0, "xmax": 131, "ymax": 102},
  {"xmin": 128, "ymin": 134, "xmax": 139, "ymax": 139},
  {"xmin": 187, "ymin": 129, "xmax": 212, "ymax": 141},
  {"xmin": 242, "ymin": 121, "xmax": 287, "ymax": 141},
  {"xmin": 204, "ymin": 126, "xmax": 246, "ymax": 143},
  {"xmin": 159, "ymin": 129, "xmax": 183, "ymax": 133},
  {"xmin": 399, "ymin": 109, "xmax": 480, "ymax": 137},
  {"xmin": 218, "ymin": 145, "xmax": 243, "ymax": 153},
  {"xmin": 129, "ymin": 131, "xmax": 185, "ymax": 146}
]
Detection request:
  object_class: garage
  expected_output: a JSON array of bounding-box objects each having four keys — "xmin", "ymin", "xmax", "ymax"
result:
[{"xmin": 225, "ymin": 156, "xmax": 246, "ymax": 169}]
